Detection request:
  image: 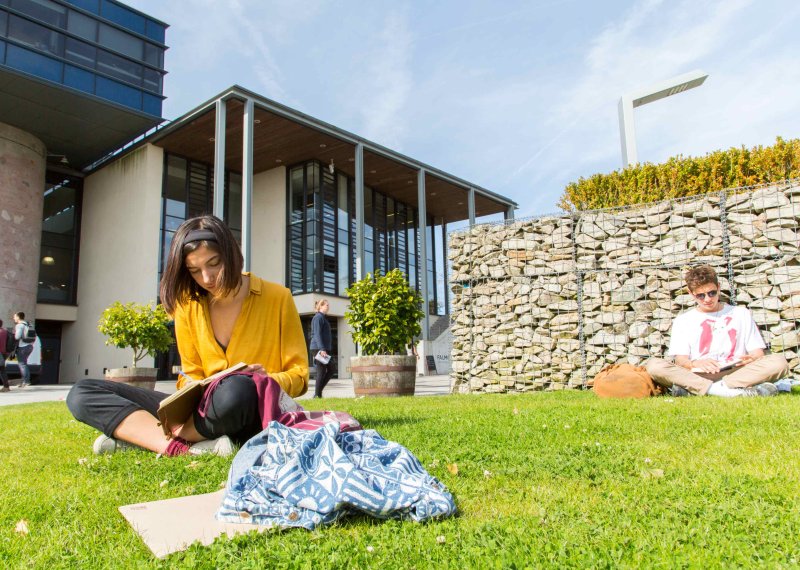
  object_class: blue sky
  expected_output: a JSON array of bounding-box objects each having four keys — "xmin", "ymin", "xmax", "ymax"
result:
[{"xmin": 131, "ymin": 0, "xmax": 800, "ymax": 220}]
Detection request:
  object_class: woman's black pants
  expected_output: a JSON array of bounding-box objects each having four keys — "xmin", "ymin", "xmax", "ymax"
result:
[
  {"xmin": 66, "ymin": 375, "xmax": 262, "ymax": 444},
  {"xmin": 313, "ymin": 351, "xmax": 335, "ymax": 397}
]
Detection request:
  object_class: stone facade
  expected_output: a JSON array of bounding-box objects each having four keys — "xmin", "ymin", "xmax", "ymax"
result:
[
  {"xmin": 0, "ymin": 121, "xmax": 46, "ymax": 323},
  {"xmin": 449, "ymin": 181, "xmax": 800, "ymax": 393}
]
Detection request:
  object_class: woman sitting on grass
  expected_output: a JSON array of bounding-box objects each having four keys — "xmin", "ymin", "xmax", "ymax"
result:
[{"xmin": 67, "ymin": 215, "xmax": 309, "ymax": 456}]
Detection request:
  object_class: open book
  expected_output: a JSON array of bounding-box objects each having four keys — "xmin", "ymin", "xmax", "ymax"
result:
[
  {"xmin": 157, "ymin": 362, "xmax": 247, "ymax": 437},
  {"xmin": 691, "ymin": 359, "xmax": 741, "ymax": 373}
]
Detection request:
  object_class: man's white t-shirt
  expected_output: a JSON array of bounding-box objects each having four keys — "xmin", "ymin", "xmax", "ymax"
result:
[{"xmin": 667, "ymin": 304, "xmax": 765, "ymax": 363}]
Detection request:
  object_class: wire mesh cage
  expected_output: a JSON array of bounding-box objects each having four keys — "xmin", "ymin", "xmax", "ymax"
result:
[{"xmin": 449, "ymin": 180, "xmax": 800, "ymax": 393}]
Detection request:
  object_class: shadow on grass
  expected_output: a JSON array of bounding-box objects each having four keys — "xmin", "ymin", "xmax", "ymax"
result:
[{"xmin": 356, "ymin": 416, "xmax": 424, "ymax": 429}]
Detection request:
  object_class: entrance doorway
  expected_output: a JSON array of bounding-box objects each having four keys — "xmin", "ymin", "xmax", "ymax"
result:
[{"xmin": 35, "ymin": 320, "xmax": 62, "ymax": 384}]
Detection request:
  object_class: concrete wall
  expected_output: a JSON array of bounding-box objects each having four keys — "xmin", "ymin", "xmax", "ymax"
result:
[
  {"xmin": 251, "ymin": 166, "xmax": 286, "ymax": 281},
  {"xmin": 60, "ymin": 144, "xmax": 164, "ymax": 382},
  {"xmin": 0, "ymin": 121, "xmax": 45, "ymax": 324}
]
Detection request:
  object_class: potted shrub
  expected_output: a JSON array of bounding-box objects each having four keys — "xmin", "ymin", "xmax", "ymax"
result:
[
  {"xmin": 345, "ymin": 268, "xmax": 424, "ymax": 396},
  {"xmin": 97, "ymin": 301, "xmax": 173, "ymax": 390}
]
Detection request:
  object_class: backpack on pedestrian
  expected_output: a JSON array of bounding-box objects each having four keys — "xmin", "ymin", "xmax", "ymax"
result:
[
  {"xmin": 1, "ymin": 328, "xmax": 14, "ymax": 356},
  {"xmin": 21, "ymin": 322, "xmax": 37, "ymax": 344}
]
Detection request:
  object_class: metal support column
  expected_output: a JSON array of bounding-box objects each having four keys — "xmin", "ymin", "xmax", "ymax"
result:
[
  {"xmin": 505, "ymin": 204, "xmax": 515, "ymax": 221},
  {"xmin": 213, "ymin": 98, "xmax": 227, "ymax": 218},
  {"xmin": 618, "ymin": 96, "xmax": 637, "ymax": 167},
  {"xmin": 418, "ymin": 168, "xmax": 429, "ymax": 341},
  {"xmin": 354, "ymin": 143, "xmax": 365, "ymax": 280},
  {"xmin": 241, "ymin": 98, "xmax": 254, "ymax": 271},
  {"xmin": 468, "ymin": 187, "xmax": 476, "ymax": 226},
  {"xmin": 441, "ymin": 217, "xmax": 449, "ymax": 314}
]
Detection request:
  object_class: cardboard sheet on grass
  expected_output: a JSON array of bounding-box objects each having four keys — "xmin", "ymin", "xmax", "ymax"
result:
[{"xmin": 119, "ymin": 490, "xmax": 263, "ymax": 558}]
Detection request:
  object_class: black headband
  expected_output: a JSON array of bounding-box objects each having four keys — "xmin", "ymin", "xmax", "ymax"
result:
[{"xmin": 183, "ymin": 229, "xmax": 217, "ymax": 246}]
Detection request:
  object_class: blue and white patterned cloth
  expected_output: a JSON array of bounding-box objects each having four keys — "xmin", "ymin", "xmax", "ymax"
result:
[{"xmin": 217, "ymin": 421, "xmax": 457, "ymax": 529}]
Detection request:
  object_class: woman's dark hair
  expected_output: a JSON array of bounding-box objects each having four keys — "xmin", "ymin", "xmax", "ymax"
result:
[{"xmin": 159, "ymin": 215, "xmax": 243, "ymax": 314}]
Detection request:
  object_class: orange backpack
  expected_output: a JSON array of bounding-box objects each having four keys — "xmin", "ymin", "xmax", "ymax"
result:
[{"xmin": 592, "ymin": 363, "xmax": 662, "ymax": 399}]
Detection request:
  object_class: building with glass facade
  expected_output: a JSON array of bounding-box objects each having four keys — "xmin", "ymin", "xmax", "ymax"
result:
[
  {"xmin": 0, "ymin": 4, "xmax": 517, "ymax": 384},
  {"xmin": 0, "ymin": 0, "xmax": 166, "ymax": 383}
]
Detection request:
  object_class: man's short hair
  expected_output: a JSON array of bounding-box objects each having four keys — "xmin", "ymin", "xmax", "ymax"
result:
[
  {"xmin": 685, "ymin": 265, "xmax": 719, "ymax": 292},
  {"xmin": 14, "ymin": 311, "xmax": 24, "ymax": 320}
]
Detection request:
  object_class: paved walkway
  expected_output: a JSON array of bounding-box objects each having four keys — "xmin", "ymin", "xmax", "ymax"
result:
[{"xmin": 0, "ymin": 375, "xmax": 453, "ymax": 408}]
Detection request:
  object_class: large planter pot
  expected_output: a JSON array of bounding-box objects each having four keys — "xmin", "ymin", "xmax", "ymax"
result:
[
  {"xmin": 351, "ymin": 355, "xmax": 416, "ymax": 397},
  {"xmin": 105, "ymin": 367, "xmax": 157, "ymax": 390}
]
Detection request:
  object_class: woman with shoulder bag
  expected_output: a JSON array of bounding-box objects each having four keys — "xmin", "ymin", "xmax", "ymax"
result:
[{"xmin": 310, "ymin": 299, "xmax": 334, "ymax": 398}]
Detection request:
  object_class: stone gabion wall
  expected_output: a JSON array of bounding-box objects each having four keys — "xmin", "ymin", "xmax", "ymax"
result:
[{"xmin": 449, "ymin": 180, "xmax": 800, "ymax": 394}]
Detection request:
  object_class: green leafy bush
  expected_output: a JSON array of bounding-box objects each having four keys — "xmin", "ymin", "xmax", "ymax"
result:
[
  {"xmin": 345, "ymin": 268, "xmax": 424, "ymax": 356},
  {"xmin": 97, "ymin": 301, "xmax": 172, "ymax": 367},
  {"xmin": 559, "ymin": 136, "xmax": 800, "ymax": 211}
]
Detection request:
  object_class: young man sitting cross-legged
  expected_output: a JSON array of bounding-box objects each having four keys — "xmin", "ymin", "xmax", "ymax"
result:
[{"xmin": 646, "ymin": 264, "xmax": 788, "ymax": 397}]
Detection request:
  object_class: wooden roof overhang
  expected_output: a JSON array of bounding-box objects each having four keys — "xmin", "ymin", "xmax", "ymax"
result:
[{"xmin": 147, "ymin": 86, "xmax": 516, "ymax": 224}]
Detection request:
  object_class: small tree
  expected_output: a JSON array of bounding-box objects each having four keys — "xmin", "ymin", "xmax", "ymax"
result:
[
  {"xmin": 345, "ymin": 269, "xmax": 424, "ymax": 356},
  {"xmin": 98, "ymin": 301, "xmax": 173, "ymax": 368}
]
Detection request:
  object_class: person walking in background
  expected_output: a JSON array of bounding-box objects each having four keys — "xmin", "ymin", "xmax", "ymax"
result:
[
  {"xmin": 13, "ymin": 312, "xmax": 33, "ymax": 388},
  {"xmin": 0, "ymin": 320, "xmax": 11, "ymax": 392},
  {"xmin": 310, "ymin": 299, "xmax": 334, "ymax": 398}
]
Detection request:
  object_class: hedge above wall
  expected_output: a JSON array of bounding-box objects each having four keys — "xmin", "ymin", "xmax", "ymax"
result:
[{"xmin": 559, "ymin": 137, "xmax": 800, "ymax": 211}]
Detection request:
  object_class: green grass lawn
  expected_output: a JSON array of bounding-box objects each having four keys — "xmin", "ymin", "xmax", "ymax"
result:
[{"xmin": 2, "ymin": 392, "xmax": 800, "ymax": 568}]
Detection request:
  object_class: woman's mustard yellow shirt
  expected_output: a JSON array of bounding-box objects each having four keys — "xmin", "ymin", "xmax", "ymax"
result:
[{"xmin": 173, "ymin": 274, "xmax": 309, "ymax": 397}]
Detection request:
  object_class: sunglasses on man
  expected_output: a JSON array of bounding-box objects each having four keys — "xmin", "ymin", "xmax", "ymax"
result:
[{"xmin": 693, "ymin": 289, "xmax": 718, "ymax": 301}]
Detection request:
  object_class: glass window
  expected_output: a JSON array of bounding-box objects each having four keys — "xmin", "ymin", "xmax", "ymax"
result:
[
  {"xmin": 11, "ymin": 0, "xmax": 66, "ymax": 28},
  {"xmin": 69, "ymin": 0, "xmax": 98, "ymax": 15},
  {"xmin": 321, "ymin": 169, "xmax": 336, "ymax": 294},
  {"xmin": 144, "ymin": 19, "xmax": 165, "ymax": 43},
  {"xmin": 64, "ymin": 37, "xmax": 94, "ymax": 67},
  {"xmin": 142, "ymin": 66, "xmax": 160, "ymax": 92},
  {"xmin": 0, "ymin": 40, "xmax": 5, "ymax": 62},
  {"xmin": 143, "ymin": 41, "xmax": 162, "ymax": 68},
  {"xmin": 95, "ymin": 75, "xmax": 141, "ymax": 109},
  {"xmin": 407, "ymin": 208, "xmax": 417, "ymax": 290},
  {"xmin": 305, "ymin": 162, "xmax": 318, "ymax": 223},
  {"xmin": 225, "ymin": 172, "xmax": 242, "ymax": 234},
  {"xmin": 63, "ymin": 63, "xmax": 93, "ymax": 91},
  {"xmin": 364, "ymin": 188, "xmax": 374, "ymax": 276},
  {"xmin": 67, "ymin": 10, "xmax": 96, "ymax": 41},
  {"xmin": 142, "ymin": 92, "xmax": 161, "ymax": 117},
  {"xmin": 336, "ymin": 174, "xmax": 350, "ymax": 294},
  {"xmin": 97, "ymin": 48, "xmax": 141, "ymax": 85},
  {"xmin": 38, "ymin": 172, "xmax": 82, "ymax": 305},
  {"xmin": 435, "ymin": 221, "xmax": 446, "ymax": 315},
  {"xmin": 98, "ymin": 22, "xmax": 142, "ymax": 60},
  {"xmin": 426, "ymin": 218, "xmax": 436, "ymax": 314},
  {"xmin": 8, "ymin": 14, "xmax": 64, "ymax": 56},
  {"xmin": 100, "ymin": 0, "xmax": 144, "ymax": 35},
  {"xmin": 165, "ymin": 155, "xmax": 186, "ymax": 203},
  {"xmin": 6, "ymin": 43, "xmax": 61, "ymax": 81},
  {"xmin": 288, "ymin": 166, "xmax": 304, "ymax": 293},
  {"xmin": 387, "ymin": 196, "xmax": 396, "ymax": 270},
  {"xmin": 0, "ymin": 12, "xmax": 7, "ymax": 36},
  {"xmin": 396, "ymin": 203, "xmax": 407, "ymax": 277}
]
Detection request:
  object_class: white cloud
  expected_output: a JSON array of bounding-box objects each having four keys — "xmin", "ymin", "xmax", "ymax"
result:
[{"xmin": 355, "ymin": 9, "xmax": 414, "ymax": 149}]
